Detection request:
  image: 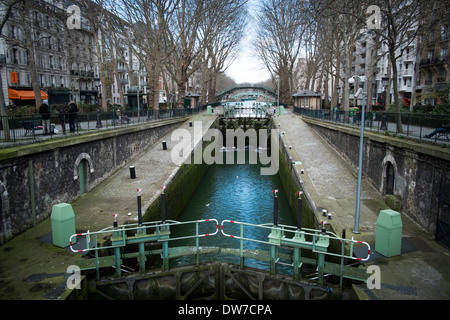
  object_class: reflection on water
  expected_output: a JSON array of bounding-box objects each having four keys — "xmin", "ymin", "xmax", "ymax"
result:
[{"xmin": 170, "ymin": 150, "xmax": 295, "ymax": 271}]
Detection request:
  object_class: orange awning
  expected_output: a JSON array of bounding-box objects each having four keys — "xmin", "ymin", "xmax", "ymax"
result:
[{"xmin": 9, "ymin": 89, "xmax": 49, "ymax": 101}]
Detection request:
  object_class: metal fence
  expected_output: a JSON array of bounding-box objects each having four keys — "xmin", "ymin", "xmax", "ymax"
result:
[
  {"xmin": 294, "ymin": 107, "xmax": 450, "ymax": 142},
  {"xmin": 0, "ymin": 107, "xmax": 200, "ymax": 143}
]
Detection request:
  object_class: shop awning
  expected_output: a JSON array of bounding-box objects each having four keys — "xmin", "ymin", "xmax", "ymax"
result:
[{"xmin": 9, "ymin": 89, "xmax": 49, "ymax": 100}]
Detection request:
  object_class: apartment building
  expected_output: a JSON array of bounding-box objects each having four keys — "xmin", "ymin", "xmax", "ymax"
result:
[
  {"xmin": 415, "ymin": 5, "xmax": 450, "ymax": 106},
  {"xmin": 0, "ymin": 0, "xmax": 165, "ymax": 109}
]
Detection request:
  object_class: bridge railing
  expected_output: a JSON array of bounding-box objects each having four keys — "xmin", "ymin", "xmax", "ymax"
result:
[{"xmin": 294, "ymin": 107, "xmax": 450, "ymax": 142}]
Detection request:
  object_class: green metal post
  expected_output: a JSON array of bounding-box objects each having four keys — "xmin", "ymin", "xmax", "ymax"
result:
[
  {"xmin": 270, "ymin": 245, "xmax": 278, "ymax": 275},
  {"xmin": 94, "ymin": 234, "xmax": 100, "ymax": 281},
  {"xmin": 114, "ymin": 246, "xmax": 121, "ymax": 277},
  {"xmin": 317, "ymin": 252, "xmax": 325, "ymax": 286},
  {"xmin": 240, "ymin": 224, "xmax": 244, "ymax": 268},
  {"xmin": 293, "ymin": 247, "xmax": 300, "ymax": 280}
]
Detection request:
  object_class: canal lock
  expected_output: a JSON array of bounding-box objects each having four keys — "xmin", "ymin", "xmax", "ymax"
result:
[{"xmin": 76, "ymin": 117, "xmax": 365, "ymax": 299}]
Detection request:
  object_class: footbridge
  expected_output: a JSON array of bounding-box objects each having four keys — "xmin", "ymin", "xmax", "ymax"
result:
[{"xmin": 216, "ymin": 85, "xmax": 277, "ymax": 102}]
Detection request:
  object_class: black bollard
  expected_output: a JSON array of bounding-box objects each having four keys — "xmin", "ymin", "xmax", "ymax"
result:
[
  {"xmin": 130, "ymin": 166, "xmax": 136, "ymax": 179},
  {"xmin": 161, "ymin": 189, "xmax": 166, "ymax": 223},
  {"xmin": 297, "ymin": 191, "xmax": 303, "ymax": 230},
  {"xmin": 137, "ymin": 194, "xmax": 142, "ymax": 226},
  {"xmin": 113, "ymin": 214, "xmax": 118, "ymax": 229},
  {"xmin": 273, "ymin": 190, "xmax": 278, "ymax": 227},
  {"xmin": 162, "ymin": 141, "xmax": 167, "ymax": 150},
  {"xmin": 342, "ymin": 229, "xmax": 346, "ymax": 239},
  {"xmin": 189, "ymin": 121, "xmax": 192, "ymax": 127}
]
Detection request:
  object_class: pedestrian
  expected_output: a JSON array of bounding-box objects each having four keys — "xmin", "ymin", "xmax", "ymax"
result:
[
  {"xmin": 425, "ymin": 123, "xmax": 450, "ymax": 139},
  {"xmin": 68, "ymin": 100, "xmax": 78, "ymax": 133},
  {"xmin": 59, "ymin": 106, "xmax": 66, "ymax": 135},
  {"xmin": 39, "ymin": 99, "xmax": 51, "ymax": 135}
]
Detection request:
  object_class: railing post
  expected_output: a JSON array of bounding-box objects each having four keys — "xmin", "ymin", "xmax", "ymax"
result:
[{"xmin": 112, "ymin": 214, "xmax": 122, "ymax": 277}]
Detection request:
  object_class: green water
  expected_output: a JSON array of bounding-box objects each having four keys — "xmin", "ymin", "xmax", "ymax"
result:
[{"xmin": 170, "ymin": 150, "xmax": 295, "ymax": 270}]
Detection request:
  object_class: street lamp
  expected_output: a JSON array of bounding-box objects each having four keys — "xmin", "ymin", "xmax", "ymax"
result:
[{"xmin": 349, "ymin": 75, "xmax": 366, "ymax": 234}]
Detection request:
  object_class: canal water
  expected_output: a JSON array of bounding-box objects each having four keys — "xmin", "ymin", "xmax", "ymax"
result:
[{"xmin": 170, "ymin": 148, "xmax": 296, "ymax": 271}]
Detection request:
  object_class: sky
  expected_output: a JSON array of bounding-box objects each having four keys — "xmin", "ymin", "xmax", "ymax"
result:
[{"xmin": 224, "ymin": 0, "xmax": 271, "ymax": 84}]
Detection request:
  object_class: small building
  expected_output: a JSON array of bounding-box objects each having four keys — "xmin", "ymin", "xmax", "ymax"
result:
[
  {"xmin": 292, "ymin": 90, "xmax": 322, "ymax": 109},
  {"xmin": 185, "ymin": 91, "xmax": 201, "ymax": 109}
]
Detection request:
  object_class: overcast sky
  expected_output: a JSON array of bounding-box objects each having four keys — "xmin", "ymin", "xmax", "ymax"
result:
[{"xmin": 224, "ymin": 0, "xmax": 271, "ymax": 84}]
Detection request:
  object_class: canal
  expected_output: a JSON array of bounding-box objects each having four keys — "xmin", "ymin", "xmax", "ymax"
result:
[{"xmin": 170, "ymin": 148, "xmax": 296, "ymax": 271}]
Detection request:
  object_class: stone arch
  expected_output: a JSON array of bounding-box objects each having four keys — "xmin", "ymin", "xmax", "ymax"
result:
[
  {"xmin": 381, "ymin": 154, "xmax": 398, "ymax": 195},
  {"xmin": 73, "ymin": 153, "xmax": 94, "ymax": 181},
  {"xmin": 0, "ymin": 180, "xmax": 10, "ymax": 245}
]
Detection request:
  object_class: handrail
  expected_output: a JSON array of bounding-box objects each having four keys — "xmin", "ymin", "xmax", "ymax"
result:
[
  {"xmin": 69, "ymin": 218, "xmax": 219, "ymax": 253},
  {"xmin": 220, "ymin": 220, "xmax": 371, "ymax": 262}
]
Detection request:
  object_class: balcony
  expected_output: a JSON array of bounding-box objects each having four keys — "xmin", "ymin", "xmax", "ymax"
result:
[{"xmin": 420, "ymin": 57, "xmax": 449, "ymax": 67}]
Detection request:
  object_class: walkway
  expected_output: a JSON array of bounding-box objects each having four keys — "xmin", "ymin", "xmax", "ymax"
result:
[
  {"xmin": 0, "ymin": 113, "xmax": 215, "ymax": 299},
  {"xmin": 274, "ymin": 109, "xmax": 450, "ymax": 300}
]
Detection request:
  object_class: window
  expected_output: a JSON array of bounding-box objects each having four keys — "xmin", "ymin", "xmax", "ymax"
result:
[{"xmin": 442, "ymin": 48, "xmax": 448, "ymax": 60}]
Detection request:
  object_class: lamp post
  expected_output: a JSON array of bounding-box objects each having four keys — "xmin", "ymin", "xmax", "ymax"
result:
[{"xmin": 349, "ymin": 75, "xmax": 366, "ymax": 234}]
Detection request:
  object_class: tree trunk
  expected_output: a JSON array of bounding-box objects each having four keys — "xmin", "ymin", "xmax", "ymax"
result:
[
  {"xmin": 93, "ymin": 29, "xmax": 108, "ymax": 112},
  {"xmin": 22, "ymin": 12, "xmax": 42, "ymax": 109}
]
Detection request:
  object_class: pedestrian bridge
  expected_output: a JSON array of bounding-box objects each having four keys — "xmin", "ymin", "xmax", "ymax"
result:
[
  {"xmin": 220, "ymin": 101, "xmax": 273, "ymax": 118},
  {"xmin": 216, "ymin": 85, "xmax": 277, "ymax": 102}
]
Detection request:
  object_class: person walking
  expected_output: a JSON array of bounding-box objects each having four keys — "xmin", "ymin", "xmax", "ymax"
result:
[
  {"xmin": 59, "ymin": 106, "xmax": 67, "ymax": 135},
  {"xmin": 39, "ymin": 99, "xmax": 51, "ymax": 135},
  {"xmin": 68, "ymin": 100, "xmax": 78, "ymax": 133}
]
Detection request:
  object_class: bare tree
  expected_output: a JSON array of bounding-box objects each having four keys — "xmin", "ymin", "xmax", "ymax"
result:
[
  {"xmin": 254, "ymin": 0, "xmax": 313, "ymax": 106},
  {"xmin": 199, "ymin": 0, "xmax": 247, "ymax": 104}
]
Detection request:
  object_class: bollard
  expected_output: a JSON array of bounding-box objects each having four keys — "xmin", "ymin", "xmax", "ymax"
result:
[
  {"xmin": 113, "ymin": 214, "xmax": 118, "ymax": 229},
  {"xmin": 342, "ymin": 229, "xmax": 346, "ymax": 239},
  {"xmin": 297, "ymin": 191, "xmax": 303, "ymax": 230},
  {"xmin": 189, "ymin": 121, "xmax": 193, "ymax": 127},
  {"xmin": 162, "ymin": 141, "xmax": 167, "ymax": 150},
  {"xmin": 130, "ymin": 166, "xmax": 136, "ymax": 179},
  {"xmin": 321, "ymin": 220, "xmax": 327, "ymax": 234}
]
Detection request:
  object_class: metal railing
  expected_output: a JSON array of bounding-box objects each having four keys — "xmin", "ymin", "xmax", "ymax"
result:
[
  {"xmin": 69, "ymin": 217, "xmax": 369, "ymax": 287},
  {"xmin": 294, "ymin": 107, "xmax": 450, "ymax": 142},
  {"xmin": 0, "ymin": 107, "xmax": 200, "ymax": 144},
  {"xmin": 220, "ymin": 220, "xmax": 370, "ymax": 287},
  {"xmin": 69, "ymin": 218, "xmax": 219, "ymax": 280}
]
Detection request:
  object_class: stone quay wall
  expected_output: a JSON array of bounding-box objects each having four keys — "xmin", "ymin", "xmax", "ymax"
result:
[{"xmin": 0, "ymin": 118, "xmax": 186, "ymax": 244}]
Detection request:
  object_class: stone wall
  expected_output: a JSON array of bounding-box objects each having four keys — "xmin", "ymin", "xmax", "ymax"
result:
[
  {"xmin": 0, "ymin": 118, "xmax": 186, "ymax": 244},
  {"xmin": 304, "ymin": 118, "xmax": 450, "ymax": 233}
]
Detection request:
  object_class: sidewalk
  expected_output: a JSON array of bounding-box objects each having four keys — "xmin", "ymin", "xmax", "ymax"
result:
[
  {"xmin": 274, "ymin": 109, "xmax": 450, "ymax": 300},
  {"xmin": 0, "ymin": 113, "xmax": 215, "ymax": 300}
]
